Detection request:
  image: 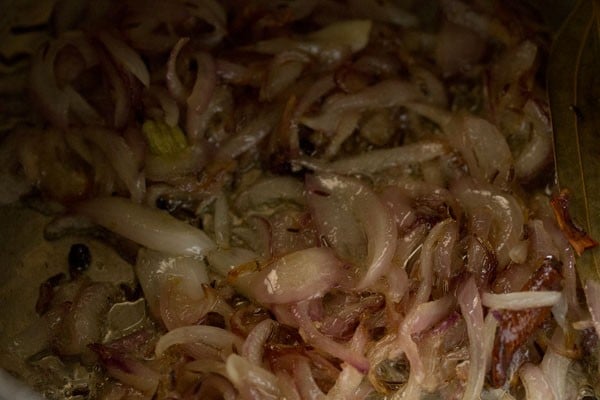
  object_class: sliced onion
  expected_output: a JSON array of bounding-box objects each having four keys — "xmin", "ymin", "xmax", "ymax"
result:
[
  {"xmin": 404, "ymin": 296, "xmax": 454, "ymax": 334},
  {"xmin": 185, "ymin": 359, "xmax": 228, "ymax": 377},
  {"xmin": 544, "ymin": 218, "xmax": 579, "ymax": 316},
  {"xmin": 441, "ymin": 0, "xmax": 511, "ymax": 44},
  {"xmin": 458, "ymin": 277, "xmax": 486, "ymax": 400},
  {"xmin": 249, "ymin": 247, "xmax": 342, "ymax": 304},
  {"xmin": 293, "ymin": 356, "xmax": 326, "ymax": 400},
  {"xmin": 98, "ymin": 31, "xmax": 150, "ymax": 87},
  {"xmin": 226, "ymin": 354, "xmax": 282, "ymax": 399},
  {"xmin": 235, "ymin": 176, "xmax": 305, "ymax": 211},
  {"xmin": 389, "ymin": 297, "xmax": 454, "ymax": 386},
  {"xmin": 214, "ymin": 191, "xmax": 230, "ymax": 248},
  {"xmin": 301, "ymin": 80, "xmax": 421, "ymax": 133},
  {"xmin": 6, "ymin": 305, "xmax": 67, "ymax": 362},
  {"xmin": 323, "ymin": 110, "xmax": 361, "ymax": 158},
  {"xmin": 62, "ymin": 85, "xmax": 103, "ymax": 126},
  {"xmin": 306, "ymin": 173, "xmax": 397, "ymax": 289},
  {"xmin": 189, "ymin": 85, "xmax": 234, "ymax": 145},
  {"xmin": 326, "ymin": 361, "xmax": 363, "ymax": 399},
  {"xmin": 482, "ymin": 291, "xmax": 562, "ymax": 311},
  {"xmin": 166, "ymin": 38, "xmax": 190, "ymax": 103},
  {"xmin": 261, "ymin": 51, "xmax": 308, "ymax": 101},
  {"xmin": 74, "ymin": 196, "xmax": 215, "ymax": 256},
  {"xmin": 83, "ymin": 127, "xmax": 145, "ymax": 203},
  {"xmin": 150, "ymin": 86, "xmax": 180, "ymax": 127},
  {"xmin": 528, "ymin": 220, "xmax": 560, "ymax": 261},
  {"xmin": 135, "ymin": 248, "xmax": 211, "ymax": 321},
  {"xmin": 306, "ymin": 175, "xmax": 366, "ymax": 264},
  {"xmin": 252, "ymin": 20, "xmax": 372, "ymax": 56},
  {"xmin": 414, "ymin": 220, "xmax": 457, "ymax": 305},
  {"xmin": 29, "ymin": 33, "xmax": 97, "ymax": 129},
  {"xmin": 291, "ymin": 300, "xmax": 369, "ymax": 373},
  {"xmin": 392, "ymin": 224, "xmax": 428, "ymax": 270},
  {"xmin": 91, "ymin": 344, "xmax": 159, "ymax": 396},
  {"xmin": 294, "ymin": 74, "xmax": 336, "ymax": 118},
  {"xmin": 277, "ymin": 372, "xmax": 302, "ymax": 400},
  {"xmin": 491, "ymin": 41, "xmax": 538, "ymax": 95},
  {"xmin": 584, "ymin": 279, "xmax": 600, "ymax": 339},
  {"xmin": 451, "ymin": 179, "xmax": 526, "ymax": 268},
  {"xmin": 447, "ymin": 115, "xmax": 514, "ymax": 187},
  {"xmin": 304, "ymin": 141, "xmax": 447, "ymax": 175},
  {"xmin": 242, "ymin": 319, "xmax": 276, "ymax": 366},
  {"xmin": 540, "ymin": 330, "xmax": 572, "ymax": 400},
  {"xmin": 214, "ymin": 111, "xmax": 278, "ymax": 161},
  {"xmin": 155, "ymin": 325, "xmax": 243, "ymax": 358},
  {"xmin": 514, "ymin": 100, "xmax": 552, "ymax": 181},
  {"xmin": 186, "ymin": 52, "xmax": 217, "ymax": 142},
  {"xmin": 482, "ymin": 313, "xmax": 499, "ymax": 373},
  {"xmin": 215, "ymin": 59, "xmax": 254, "ymax": 84},
  {"xmin": 56, "ymin": 282, "xmax": 119, "ymax": 358},
  {"xmin": 206, "ymin": 247, "xmax": 259, "ymax": 277},
  {"xmin": 408, "ymin": 103, "xmax": 514, "ymax": 187}
]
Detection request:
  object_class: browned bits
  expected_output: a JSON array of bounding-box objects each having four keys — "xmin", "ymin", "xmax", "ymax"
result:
[
  {"xmin": 551, "ymin": 189, "xmax": 598, "ymax": 255},
  {"xmin": 490, "ymin": 258, "xmax": 563, "ymax": 387}
]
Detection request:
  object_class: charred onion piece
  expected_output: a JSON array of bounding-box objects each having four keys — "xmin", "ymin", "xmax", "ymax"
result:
[{"xmin": 550, "ymin": 189, "xmax": 599, "ymax": 255}]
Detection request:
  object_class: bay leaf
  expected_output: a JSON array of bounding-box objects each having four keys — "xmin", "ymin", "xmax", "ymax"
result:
[{"xmin": 548, "ymin": 0, "xmax": 600, "ymax": 283}]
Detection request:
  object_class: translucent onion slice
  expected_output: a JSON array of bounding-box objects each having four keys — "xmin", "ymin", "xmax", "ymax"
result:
[
  {"xmin": 458, "ymin": 277, "xmax": 486, "ymax": 400},
  {"xmin": 135, "ymin": 248, "xmax": 210, "ymax": 318},
  {"xmin": 251, "ymin": 20, "xmax": 372, "ymax": 56},
  {"xmin": 299, "ymin": 141, "xmax": 447, "ymax": 176},
  {"xmin": 56, "ymin": 282, "xmax": 118, "ymax": 358},
  {"xmin": 91, "ymin": 344, "xmax": 159, "ymax": 396},
  {"xmin": 306, "ymin": 173, "xmax": 397, "ymax": 289},
  {"xmin": 166, "ymin": 38, "xmax": 190, "ymax": 103},
  {"xmin": 226, "ymin": 354, "xmax": 282, "ymax": 399},
  {"xmin": 75, "ymin": 196, "xmax": 215, "ymax": 256},
  {"xmin": 519, "ymin": 363, "xmax": 556, "ymax": 400},
  {"xmin": 83, "ymin": 127, "xmax": 145, "ymax": 203},
  {"xmin": 98, "ymin": 31, "xmax": 150, "ymax": 87},
  {"xmin": 301, "ymin": 80, "xmax": 421, "ymax": 133},
  {"xmin": 155, "ymin": 325, "xmax": 242, "ymax": 358},
  {"xmin": 291, "ymin": 300, "xmax": 369, "ymax": 373},
  {"xmin": 206, "ymin": 247, "xmax": 258, "ymax": 277},
  {"xmin": 540, "ymin": 330, "xmax": 572, "ymax": 399},
  {"xmin": 482, "ymin": 291, "xmax": 562, "ymax": 311},
  {"xmin": 235, "ymin": 176, "xmax": 305, "ymax": 211},
  {"xmin": 584, "ymin": 279, "xmax": 600, "ymax": 339},
  {"xmin": 451, "ymin": 179, "xmax": 526, "ymax": 268},
  {"xmin": 186, "ymin": 52, "xmax": 217, "ymax": 141},
  {"xmin": 249, "ymin": 247, "xmax": 343, "ymax": 304},
  {"xmin": 241, "ymin": 319, "xmax": 276, "ymax": 366}
]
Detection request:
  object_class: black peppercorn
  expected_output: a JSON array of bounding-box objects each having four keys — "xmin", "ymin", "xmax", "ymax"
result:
[{"xmin": 68, "ymin": 243, "xmax": 91, "ymax": 278}]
